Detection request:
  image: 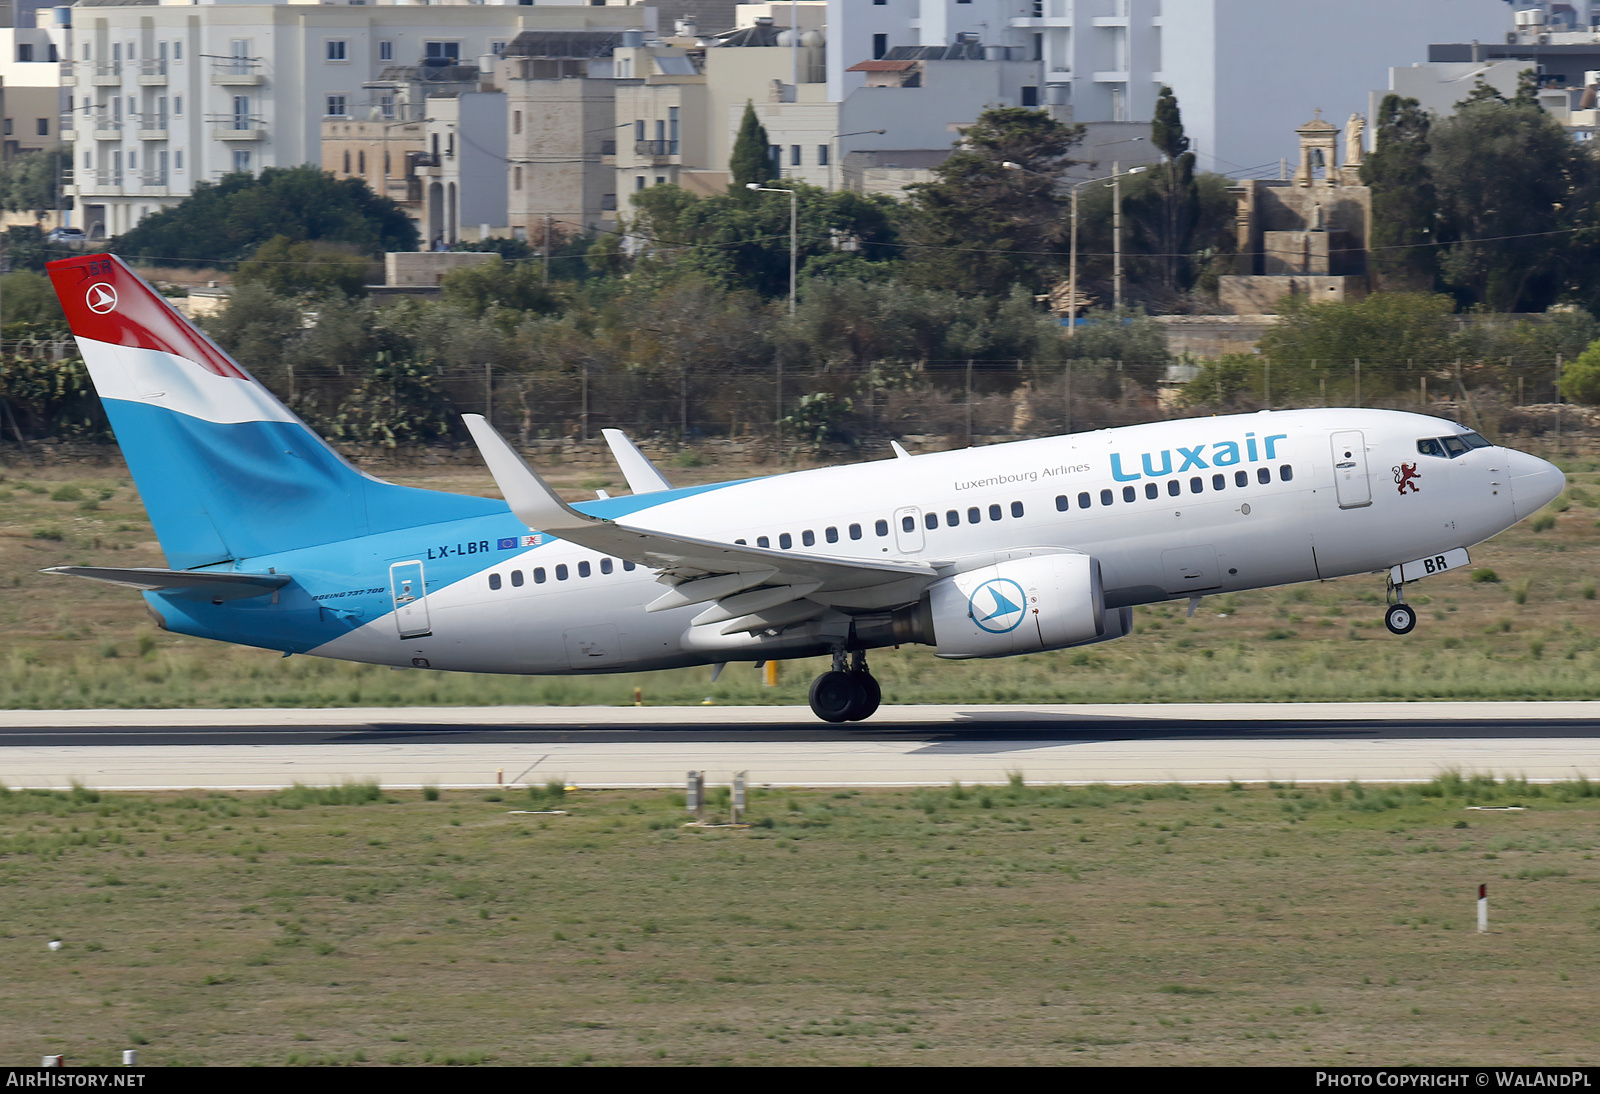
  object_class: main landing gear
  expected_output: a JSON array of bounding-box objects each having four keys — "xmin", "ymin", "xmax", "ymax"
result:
[
  {"xmin": 808, "ymin": 650, "xmax": 882, "ymax": 723},
  {"xmin": 1384, "ymin": 580, "xmax": 1417, "ymax": 635}
]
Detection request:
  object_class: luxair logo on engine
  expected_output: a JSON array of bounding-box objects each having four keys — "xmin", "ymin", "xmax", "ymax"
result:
[{"xmin": 969, "ymin": 578, "xmax": 1028, "ymax": 634}]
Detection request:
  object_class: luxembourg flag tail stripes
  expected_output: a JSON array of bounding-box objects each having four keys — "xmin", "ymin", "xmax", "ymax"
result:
[{"xmin": 47, "ymin": 254, "xmax": 499, "ymax": 569}]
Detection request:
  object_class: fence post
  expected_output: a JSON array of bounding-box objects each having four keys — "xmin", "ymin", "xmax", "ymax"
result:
[
  {"xmin": 1555, "ymin": 354, "xmax": 1563, "ymax": 459},
  {"xmin": 966, "ymin": 358, "xmax": 973, "ymax": 447},
  {"xmin": 581, "ymin": 362, "xmax": 589, "ymax": 441},
  {"xmin": 484, "ymin": 362, "xmax": 493, "ymax": 426}
]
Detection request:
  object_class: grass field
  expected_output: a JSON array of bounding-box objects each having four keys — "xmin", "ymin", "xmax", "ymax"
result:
[
  {"xmin": 0, "ymin": 776, "xmax": 1594, "ymax": 1066},
  {"xmin": 0, "ymin": 455, "xmax": 1596, "ymax": 708}
]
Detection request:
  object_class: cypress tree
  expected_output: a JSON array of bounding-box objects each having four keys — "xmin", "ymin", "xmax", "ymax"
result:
[
  {"xmin": 1361, "ymin": 94, "xmax": 1439, "ymax": 292},
  {"xmin": 729, "ymin": 101, "xmax": 773, "ymax": 193}
]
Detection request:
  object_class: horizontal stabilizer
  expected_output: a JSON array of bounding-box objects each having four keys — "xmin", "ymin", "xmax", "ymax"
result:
[{"xmin": 41, "ymin": 566, "xmax": 290, "ymax": 601}]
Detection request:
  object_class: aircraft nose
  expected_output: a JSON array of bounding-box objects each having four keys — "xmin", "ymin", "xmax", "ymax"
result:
[{"xmin": 1507, "ymin": 449, "xmax": 1566, "ymax": 522}]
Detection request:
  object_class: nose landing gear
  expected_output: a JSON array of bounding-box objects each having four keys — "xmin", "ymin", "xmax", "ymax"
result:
[
  {"xmin": 808, "ymin": 650, "xmax": 882, "ymax": 723},
  {"xmin": 1384, "ymin": 579, "xmax": 1417, "ymax": 635}
]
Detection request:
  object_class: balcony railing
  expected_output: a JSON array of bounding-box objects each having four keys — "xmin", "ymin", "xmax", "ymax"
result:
[
  {"xmin": 138, "ymin": 170, "xmax": 168, "ymax": 187},
  {"xmin": 208, "ymin": 113, "xmax": 266, "ymax": 140},
  {"xmin": 138, "ymin": 117, "xmax": 169, "ymax": 140},
  {"xmin": 90, "ymin": 62, "xmax": 121, "ymax": 86},
  {"xmin": 137, "ymin": 59, "xmax": 168, "ymax": 85},
  {"xmin": 89, "ymin": 117, "xmax": 122, "ymax": 140},
  {"xmin": 634, "ymin": 138, "xmax": 679, "ymax": 159},
  {"xmin": 209, "ymin": 58, "xmax": 263, "ymax": 86}
]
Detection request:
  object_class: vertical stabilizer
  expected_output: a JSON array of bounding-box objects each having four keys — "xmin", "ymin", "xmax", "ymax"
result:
[{"xmin": 47, "ymin": 254, "xmax": 497, "ymax": 568}]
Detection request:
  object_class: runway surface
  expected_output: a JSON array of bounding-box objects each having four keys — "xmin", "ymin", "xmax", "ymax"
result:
[{"xmin": 0, "ymin": 702, "xmax": 1596, "ymax": 790}]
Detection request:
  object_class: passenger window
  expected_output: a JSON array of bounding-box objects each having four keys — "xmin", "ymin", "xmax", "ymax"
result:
[
  {"xmin": 1122, "ymin": 486, "xmax": 1136, "ymax": 502},
  {"xmin": 826, "ymin": 527, "xmax": 839, "ymax": 543},
  {"xmin": 1257, "ymin": 467, "xmax": 1271, "ymax": 484},
  {"xmin": 1416, "ymin": 438, "xmax": 1446, "ymax": 458},
  {"xmin": 556, "ymin": 564, "xmax": 568, "ymax": 581},
  {"xmin": 851, "ymin": 523, "xmax": 864, "ymax": 540},
  {"xmin": 1279, "ymin": 464, "xmax": 1294, "ymax": 481},
  {"xmin": 989, "ymin": 504, "xmax": 1002, "ymax": 521},
  {"xmin": 622, "ymin": 560, "xmax": 635, "ymax": 571},
  {"xmin": 1056, "ymin": 495, "xmax": 1069, "ymax": 512},
  {"xmin": 904, "ymin": 515, "xmax": 917, "ymax": 533},
  {"xmin": 600, "ymin": 558, "xmax": 613, "ymax": 575},
  {"xmin": 780, "ymin": 533, "xmax": 793, "ymax": 549},
  {"xmin": 578, "ymin": 560, "xmax": 591, "ymax": 577},
  {"xmin": 969, "ymin": 507, "xmax": 982, "ymax": 523},
  {"xmin": 511, "ymin": 570, "xmax": 524, "ymax": 587},
  {"xmin": 923, "ymin": 512, "xmax": 937, "ymax": 531},
  {"xmin": 489, "ymin": 573, "xmax": 502, "ymax": 591},
  {"xmin": 802, "ymin": 530, "xmax": 815, "ymax": 547},
  {"xmin": 1011, "ymin": 501, "xmax": 1024, "ymax": 518},
  {"xmin": 1212, "ymin": 473, "xmax": 1226, "ymax": 491},
  {"xmin": 1077, "ymin": 492, "xmax": 1091, "ymax": 509},
  {"xmin": 1235, "ymin": 470, "xmax": 1248, "ymax": 487},
  {"xmin": 946, "ymin": 510, "xmax": 959, "ymax": 527},
  {"xmin": 1100, "ymin": 489, "xmax": 1113, "ymax": 506},
  {"xmin": 1190, "ymin": 477, "xmax": 1203, "ymax": 493},
  {"xmin": 1167, "ymin": 479, "xmax": 1180, "ymax": 497},
  {"xmin": 875, "ymin": 520, "xmax": 888, "ymax": 537},
  {"xmin": 757, "ymin": 536, "xmax": 770, "ymax": 547},
  {"xmin": 1144, "ymin": 483, "xmax": 1158, "ymax": 500},
  {"xmin": 735, "ymin": 539, "xmax": 747, "ymax": 545},
  {"xmin": 534, "ymin": 567, "xmax": 547, "ymax": 583},
  {"xmin": 1441, "ymin": 436, "xmax": 1468, "ymax": 458}
]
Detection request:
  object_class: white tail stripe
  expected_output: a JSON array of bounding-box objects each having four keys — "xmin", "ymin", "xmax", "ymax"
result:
[{"xmin": 77, "ymin": 336, "xmax": 298, "ymax": 426}]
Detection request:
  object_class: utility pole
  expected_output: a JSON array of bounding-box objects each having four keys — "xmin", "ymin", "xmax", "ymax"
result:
[
  {"xmin": 542, "ymin": 213, "xmax": 552, "ymax": 284},
  {"xmin": 1113, "ymin": 161, "xmax": 1123, "ymax": 313}
]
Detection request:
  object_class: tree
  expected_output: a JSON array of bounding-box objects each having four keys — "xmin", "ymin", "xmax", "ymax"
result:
[
  {"xmin": 1122, "ymin": 86, "xmax": 1200, "ymax": 291},
  {"xmin": 729, "ymin": 101, "xmax": 774, "ymax": 193},
  {"xmin": 1361, "ymin": 94, "xmax": 1439, "ymax": 292},
  {"xmin": 902, "ymin": 107, "xmax": 1084, "ymax": 295},
  {"xmin": 233, "ymin": 236, "xmax": 372, "ymax": 298},
  {"xmin": 439, "ymin": 255, "xmax": 562, "ymax": 320},
  {"xmin": 0, "ymin": 147, "xmax": 67, "ymax": 215},
  {"xmin": 630, "ymin": 182, "xmax": 901, "ymax": 299},
  {"xmin": 1562, "ymin": 337, "xmax": 1600, "ymax": 404},
  {"xmin": 113, "ymin": 165, "xmax": 418, "ymax": 265},
  {"xmin": 1428, "ymin": 97, "xmax": 1595, "ymax": 312}
]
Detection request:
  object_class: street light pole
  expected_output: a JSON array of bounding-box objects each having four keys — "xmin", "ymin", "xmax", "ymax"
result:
[
  {"xmin": 1002, "ymin": 161, "xmax": 1146, "ymax": 339},
  {"xmin": 748, "ymin": 182, "xmax": 797, "ymax": 316},
  {"xmin": 828, "ymin": 128, "xmax": 886, "ymax": 192}
]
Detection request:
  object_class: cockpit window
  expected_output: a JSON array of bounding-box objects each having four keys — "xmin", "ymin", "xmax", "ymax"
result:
[
  {"xmin": 1416, "ymin": 438, "xmax": 1446, "ymax": 458},
  {"xmin": 1441, "ymin": 435, "xmax": 1468, "ymax": 457},
  {"xmin": 1460, "ymin": 431, "xmax": 1492, "ymax": 449}
]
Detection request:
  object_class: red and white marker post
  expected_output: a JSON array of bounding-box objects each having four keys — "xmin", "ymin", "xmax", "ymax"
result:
[{"xmin": 1478, "ymin": 883, "xmax": 1488, "ymax": 934}]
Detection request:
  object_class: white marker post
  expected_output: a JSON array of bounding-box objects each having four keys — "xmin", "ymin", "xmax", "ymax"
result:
[
  {"xmin": 686, "ymin": 771, "xmax": 703, "ymax": 821},
  {"xmin": 732, "ymin": 771, "xmax": 747, "ymax": 824},
  {"xmin": 1478, "ymin": 883, "xmax": 1488, "ymax": 934}
]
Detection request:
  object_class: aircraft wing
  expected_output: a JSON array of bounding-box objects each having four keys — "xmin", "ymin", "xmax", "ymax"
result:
[
  {"xmin": 600, "ymin": 429, "xmax": 674, "ymax": 494},
  {"xmin": 464, "ymin": 415, "xmax": 937, "ymax": 634}
]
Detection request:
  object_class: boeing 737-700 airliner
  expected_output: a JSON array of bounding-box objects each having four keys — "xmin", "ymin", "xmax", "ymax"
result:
[{"xmin": 40, "ymin": 255, "xmax": 1566, "ymax": 722}]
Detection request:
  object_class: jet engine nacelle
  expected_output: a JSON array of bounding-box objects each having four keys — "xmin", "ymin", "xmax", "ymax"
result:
[{"xmin": 927, "ymin": 552, "xmax": 1105, "ymax": 659}]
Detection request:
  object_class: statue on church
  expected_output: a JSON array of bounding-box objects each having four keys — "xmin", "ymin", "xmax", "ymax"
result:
[{"xmin": 1345, "ymin": 113, "xmax": 1366, "ymax": 167}]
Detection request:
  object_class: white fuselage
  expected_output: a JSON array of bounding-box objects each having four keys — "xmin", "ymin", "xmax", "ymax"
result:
[{"xmin": 281, "ymin": 408, "xmax": 1555, "ymax": 675}]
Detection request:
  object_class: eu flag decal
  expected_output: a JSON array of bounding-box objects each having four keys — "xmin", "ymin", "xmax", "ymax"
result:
[{"xmin": 497, "ymin": 537, "xmax": 518, "ymax": 551}]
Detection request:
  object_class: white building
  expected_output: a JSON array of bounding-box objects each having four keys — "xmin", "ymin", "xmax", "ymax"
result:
[
  {"xmin": 51, "ymin": 0, "xmax": 655, "ymax": 241},
  {"xmin": 826, "ymin": 0, "xmax": 1513, "ymax": 177}
]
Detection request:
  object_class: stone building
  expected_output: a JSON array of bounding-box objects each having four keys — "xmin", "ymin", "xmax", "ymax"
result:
[{"xmin": 1218, "ymin": 112, "xmax": 1371, "ymax": 315}]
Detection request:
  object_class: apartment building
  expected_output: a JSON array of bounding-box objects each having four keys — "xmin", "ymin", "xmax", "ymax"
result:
[{"xmin": 53, "ymin": 1, "xmax": 653, "ymax": 241}]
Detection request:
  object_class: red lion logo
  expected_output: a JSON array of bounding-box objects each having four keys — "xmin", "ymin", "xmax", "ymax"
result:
[{"xmin": 1393, "ymin": 462, "xmax": 1421, "ymax": 495}]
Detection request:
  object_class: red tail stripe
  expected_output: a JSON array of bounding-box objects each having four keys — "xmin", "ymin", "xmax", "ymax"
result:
[{"xmin": 46, "ymin": 253, "xmax": 250, "ymax": 380}]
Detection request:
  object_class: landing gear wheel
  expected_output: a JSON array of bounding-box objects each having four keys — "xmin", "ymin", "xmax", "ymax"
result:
[
  {"xmin": 1385, "ymin": 603, "xmax": 1417, "ymax": 635},
  {"xmin": 809, "ymin": 670, "xmax": 857, "ymax": 723},
  {"xmin": 844, "ymin": 673, "xmax": 882, "ymax": 722}
]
